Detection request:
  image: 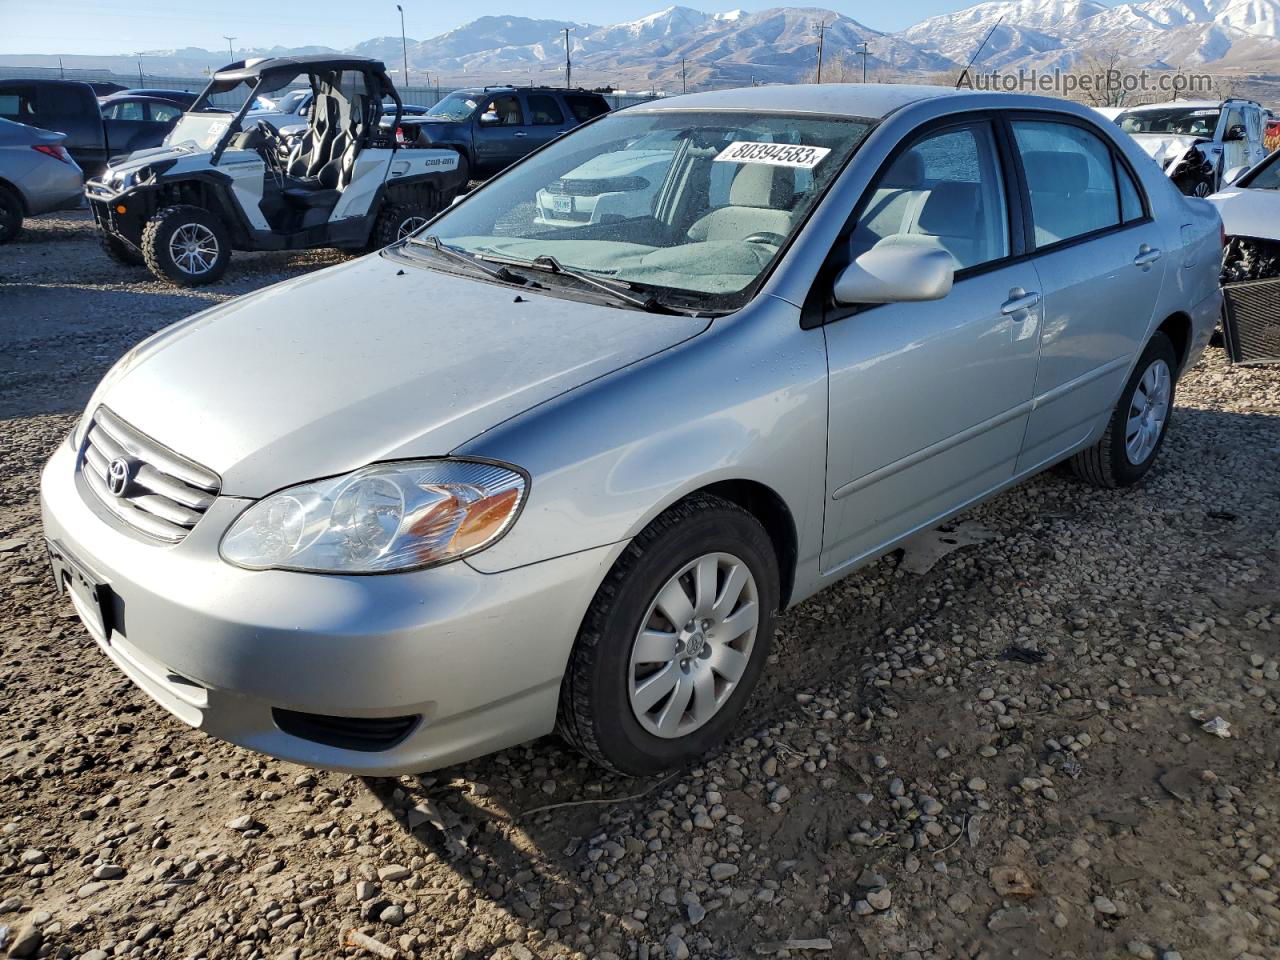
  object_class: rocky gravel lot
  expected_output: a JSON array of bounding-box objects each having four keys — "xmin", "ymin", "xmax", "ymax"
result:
[{"xmin": 1, "ymin": 213, "xmax": 1279, "ymax": 960}]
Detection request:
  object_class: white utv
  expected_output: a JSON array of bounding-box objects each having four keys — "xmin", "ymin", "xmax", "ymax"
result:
[{"xmin": 85, "ymin": 55, "xmax": 466, "ymax": 286}]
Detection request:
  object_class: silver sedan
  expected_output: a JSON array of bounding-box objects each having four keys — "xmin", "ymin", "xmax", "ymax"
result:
[
  {"xmin": 41, "ymin": 84, "xmax": 1223, "ymax": 776},
  {"xmin": 0, "ymin": 118, "xmax": 84, "ymax": 243}
]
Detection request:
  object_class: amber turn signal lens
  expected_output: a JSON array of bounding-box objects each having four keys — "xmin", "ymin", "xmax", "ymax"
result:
[
  {"xmin": 115, "ymin": 204, "xmax": 127, "ymax": 214},
  {"xmin": 448, "ymin": 487, "xmax": 522, "ymax": 554}
]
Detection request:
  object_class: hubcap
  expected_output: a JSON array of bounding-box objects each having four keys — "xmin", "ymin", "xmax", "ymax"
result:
[
  {"xmin": 168, "ymin": 223, "xmax": 219, "ymax": 275},
  {"xmin": 628, "ymin": 552, "xmax": 759, "ymax": 739},
  {"xmin": 1125, "ymin": 358, "xmax": 1171, "ymax": 465},
  {"xmin": 397, "ymin": 216, "xmax": 429, "ymax": 239}
]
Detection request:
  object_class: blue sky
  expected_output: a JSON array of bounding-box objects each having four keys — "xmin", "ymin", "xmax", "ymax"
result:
[{"xmin": 1, "ymin": 0, "xmax": 992, "ymax": 55}]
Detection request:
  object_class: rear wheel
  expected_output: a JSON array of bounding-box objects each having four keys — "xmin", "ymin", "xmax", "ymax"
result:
[
  {"xmin": 1069, "ymin": 332, "xmax": 1178, "ymax": 488},
  {"xmin": 142, "ymin": 204, "xmax": 231, "ymax": 286},
  {"xmin": 0, "ymin": 186, "xmax": 23, "ymax": 244},
  {"xmin": 368, "ymin": 191, "xmax": 442, "ymax": 249},
  {"xmin": 557, "ymin": 494, "xmax": 779, "ymax": 775},
  {"xmin": 99, "ymin": 230, "xmax": 145, "ymax": 266}
]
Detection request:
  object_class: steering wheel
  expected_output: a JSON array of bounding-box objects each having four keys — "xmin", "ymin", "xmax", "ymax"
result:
[
  {"xmin": 255, "ymin": 120, "xmax": 287, "ymax": 169},
  {"xmin": 744, "ymin": 231, "xmax": 786, "ymax": 246}
]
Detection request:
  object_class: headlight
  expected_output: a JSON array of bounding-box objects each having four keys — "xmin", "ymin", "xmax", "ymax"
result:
[{"xmin": 220, "ymin": 459, "xmax": 527, "ymax": 573}]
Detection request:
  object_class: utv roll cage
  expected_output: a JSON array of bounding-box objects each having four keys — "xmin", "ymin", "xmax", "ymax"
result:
[{"xmin": 189, "ymin": 55, "xmax": 404, "ymax": 165}]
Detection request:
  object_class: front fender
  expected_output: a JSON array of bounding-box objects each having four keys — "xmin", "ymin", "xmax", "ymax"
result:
[{"xmin": 454, "ymin": 295, "xmax": 829, "ymax": 579}]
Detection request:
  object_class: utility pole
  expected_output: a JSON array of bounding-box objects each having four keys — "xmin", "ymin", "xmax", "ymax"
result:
[
  {"xmin": 136, "ymin": 56, "xmax": 144, "ymax": 84},
  {"xmin": 223, "ymin": 36, "xmax": 236, "ymax": 62},
  {"xmin": 396, "ymin": 5, "xmax": 409, "ymax": 89},
  {"xmin": 815, "ymin": 22, "xmax": 828, "ymax": 84},
  {"xmin": 682, "ymin": 58, "xmax": 687, "ymax": 94},
  {"xmin": 857, "ymin": 41, "xmax": 868, "ymax": 83},
  {"xmin": 58, "ymin": 56, "xmax": 64, "ymax": 79},
  {"xmin": 563, "ymin": 27, "xmax": 573, "ymax": 88}
]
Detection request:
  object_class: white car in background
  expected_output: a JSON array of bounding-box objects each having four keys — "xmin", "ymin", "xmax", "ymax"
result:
[
  {"xmin": 534, "ymin": 132, "xmax": 678, "ymax": 226},
  {"xmin": 1116, "ymin": 98, "xmax": 1269, "ymax": 196}
]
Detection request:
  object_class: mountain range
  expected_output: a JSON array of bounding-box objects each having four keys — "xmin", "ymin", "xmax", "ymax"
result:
[{"xmin": 6, "ymin": 0, "xmax": 1280, "ymax": 91}]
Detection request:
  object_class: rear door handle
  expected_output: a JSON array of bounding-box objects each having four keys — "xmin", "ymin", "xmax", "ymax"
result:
[
  {"xmin": 1134, "ymin": 245, "xmax": 1162, "ymax": 267},
  {"xmin": 1001, "ymin": 290, "xmax": 1041, "ymax": 316}
]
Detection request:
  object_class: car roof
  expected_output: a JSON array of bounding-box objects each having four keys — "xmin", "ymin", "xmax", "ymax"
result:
[
  {"xmin": 212, "ymin": 54, "xmax": 387, "ymax": 84},
  {"xmin": 1121, "ymin": 100, "xmax": 1223, "ymax": 112},
  {"xmin": 625, "ymin": 83, "xmax": 970, "ymax": 119},
  {"xmin": 452, "ymin": 86, "xmax": 603, "ymax": 96}
]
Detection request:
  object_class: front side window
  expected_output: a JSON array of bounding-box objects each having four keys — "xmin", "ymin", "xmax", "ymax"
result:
[
  {"xmin": 1012, "ymin": 120, "xmax": 1121, "ymax": 247},
  {"xmin": 410, "ymin": 110, "xmax": 871, "ymax": 309},
  {"xmin": 1119, "ymin": 106, "xmax": 1219, "ymax": 137},
  {"xmin": 480, "ymin": 95, "xmax": 523, "ymax": 126},
  {"xmin": 150, "ymin": 102, "xmax": 183, "ymax": 122},
  {"xmin": 526, "ymin": 94, "xmax": 564, "ymax": 125},
  {"xmin": 1240, "ymin": 151, "xmax": 1280, "ymax": 190},
  {"xmin": 106, "ymin": 100, "xmax": 144, "ymax": 121},
  {"xmin": 849, "ymin": 121, "xmax": 1009, "ymax": 272}
]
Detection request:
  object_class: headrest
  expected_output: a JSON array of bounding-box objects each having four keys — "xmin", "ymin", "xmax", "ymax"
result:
[
  {"xmin": 1022, "ymin": 150, "xmax": 1088, "ymax": 197},
  {"xmin": 916, "ymin": 181, "xmax": 979, "ymax": 234},
  {"xmin": 882, "ymin": 150, "xmax": 925, "ymax": 189},
  {"xmin": 728, "ymin": 163, "xmax": 796, "ymax": 208}
]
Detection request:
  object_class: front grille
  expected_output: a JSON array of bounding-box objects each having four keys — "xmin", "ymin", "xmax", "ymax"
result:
[
  {"xmin": 1223, "ymin": 278, "xmax": 1280, "ymax": 365},
  {"xmin": 547, "ymin": 175, "xmax": 649, "ymax": 196},
  {"xmin": 79, "ymin": 406, "xmax": 220, "ymax": 543},
  {"xmin": 272, "ymin": 709, "xmax": 420, "ymax": 752}
]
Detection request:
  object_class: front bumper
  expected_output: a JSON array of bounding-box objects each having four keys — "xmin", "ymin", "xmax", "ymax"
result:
[{"xmin": 40, "ymin": 440, "xmax": 620, "ymax": 774}]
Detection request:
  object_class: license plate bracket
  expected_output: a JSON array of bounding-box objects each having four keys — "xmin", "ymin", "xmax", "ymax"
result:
[
  {"xmin": 46, "ymin": 538, "xmax": 114, "ymax": 640},
  {"xmin": 551, "ymin": 194, "xmax": 572, "ymax": 214}
]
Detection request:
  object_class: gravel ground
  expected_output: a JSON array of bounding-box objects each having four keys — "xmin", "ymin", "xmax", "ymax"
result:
[{"xmin": 1, "ymin": 213, "xmax": 1279, "ymax": 960}]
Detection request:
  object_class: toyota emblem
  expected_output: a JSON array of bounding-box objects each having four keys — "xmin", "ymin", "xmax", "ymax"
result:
[{"xmin": 106, "ymin": 457, "xmax": 133, "ymax": 497}]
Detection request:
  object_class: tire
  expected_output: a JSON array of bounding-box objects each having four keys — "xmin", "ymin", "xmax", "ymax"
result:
[
  {"xmin": 99, "ymin": 230, "xmax": 145, "ymax": 266},
  {"xmin": 558, "ymin": 494, "xmax": 780, "ymax": 776},
  {"xmin": 1069, "ymin": 332, "xmax": 1178, "ymax": 489},
  {"xmin": 0, "ymin": 185, "xmax": 23, "ymax": 245},
  {"xmin": 368, "ymin": 192, "xmax": 441, "ymax": 249},
  {"xmin": 141, "ymin": 204, "xmax": 231, "ymax": 286}
]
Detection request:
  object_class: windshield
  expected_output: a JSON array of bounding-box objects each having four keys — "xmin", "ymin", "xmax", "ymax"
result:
[
  {"xmin": 164, "ymin": 113, "xmax": 232, "ymax": 151},
  {"xmin": 426, "ymin": 92, "xmax": 481, "ymax": 121},
  {"xmin": 1241, "ymin": 151, "xmax": 1280, "ymax": 190},
  {"xmin": 1119, "ymin": 107, "xmax": 1220, "ymax": 137},
  {"xmin": 410, "ymin": 110, "xmax": 871, "ymax": 309}
]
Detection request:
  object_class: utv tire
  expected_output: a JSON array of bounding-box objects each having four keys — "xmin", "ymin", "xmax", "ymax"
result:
[
  {"xmin": 0, "ymin": 185, "xmax": 23, "ymax": 244},
  {"xmin": 369, "ymin": 193, "xmax": 441, "ymax": 249},
  {"xmin": 99, "ymin": 231, "xmax": 145, "ymax": 266},
  {"xmin": 142, "ymin": 204, "xmax": 231, "ymax": 286},
  {"xmin": 557, "ymin": 494, "xmax": 779, "ymax": 776},
  {"xmin": 1069, "ymin": 332, "xmax": 1178, "ymax": 489}
]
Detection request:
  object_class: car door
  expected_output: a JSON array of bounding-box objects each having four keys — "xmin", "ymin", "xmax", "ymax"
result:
[
  {"xmin": 820, "ymin": 118, "xmax": 1043, "ymax": 572},
  {"xmin": 1007, "ymin": 116, "xmax": 1167, "ymax": 475},
  {"xmin": 1244, "ymin": 105, "xmax": 1268, "ymax": 168},
  {"xmin": 472, "ymin": 94, "xmax": 526, "ymax": 176},
  {"xmin": 521, "ymin": 93, "xmax": 571, "ymax": 151},
  {"xmin": 1220, "ymin": 104, "xmax": 1248, "ymax": 176}
]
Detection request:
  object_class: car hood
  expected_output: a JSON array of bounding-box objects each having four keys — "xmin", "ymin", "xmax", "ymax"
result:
[
  {"xmin": 93, "ymin": 252, "xmax": 710, "ymax": 496},
  {"xmin": 557, "ymin": 150, "xmax": 673, "ymax": 182},
  {"xmin": 1207, "ymin": 186, "xmax": 1280, "ymax": 240},
  {"xmin": 1129, "ymin": 133, "xmax": 1209, "ymax": 167}
]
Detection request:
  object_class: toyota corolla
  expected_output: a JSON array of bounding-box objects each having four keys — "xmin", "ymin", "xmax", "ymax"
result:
[{"xmin": 41, "ymin": 85, "xmax": 1222, "ymax": 776}]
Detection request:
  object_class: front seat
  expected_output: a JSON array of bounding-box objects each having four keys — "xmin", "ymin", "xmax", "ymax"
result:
[{"xmin": 687, "ymin": 163, "xmax": 796, "ymax": 243}]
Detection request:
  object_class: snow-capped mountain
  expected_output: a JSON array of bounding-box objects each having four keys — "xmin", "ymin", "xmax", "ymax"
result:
[{"xmin": 10, "ymin": 0, "xmax": 1280, "ymax": 89}]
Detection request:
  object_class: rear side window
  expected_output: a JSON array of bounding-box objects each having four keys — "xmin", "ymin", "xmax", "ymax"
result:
[
  {"xmin": 104, "ymin": 100, "xmax": 143, "ymax": 121},
  {"xmin": 1011, "ymin": 120, "xmax": 1122, "ymax": 247},
  {"xmin": 42, "ymin": 86, "xmax": 89, "ymax": 116},
  {"xmin": 1117, "ymin": 161, "xmax": 1144, "ymax": 223},
  {"xmin": 150, "ymin": 102, "xmax": 183, "ymax": 122},
  {"xmin": 526, "ymin": 94, "xmax": 564, "ymax": 125},
  {"xmin": 565, "ymin": 94, "xmax": 609, "ymax": 123}
]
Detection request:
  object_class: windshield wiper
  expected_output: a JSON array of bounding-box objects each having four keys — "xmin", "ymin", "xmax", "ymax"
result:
[
  {"xmin": 484, "ymin": 253, "xmax": 667, "ymax": 311},
  {"xmin": 408, "ymin": 235, "xmax": 533, "ymax": 286}
]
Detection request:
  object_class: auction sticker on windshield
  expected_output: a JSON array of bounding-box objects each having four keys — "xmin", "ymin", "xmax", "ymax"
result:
[{"xmin": 714, "ymin": 141, "xmax": 831, "ymax": 169}]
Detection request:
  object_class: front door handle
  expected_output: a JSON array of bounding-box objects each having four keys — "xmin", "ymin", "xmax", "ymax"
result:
[
  {"xmin": 514, "ymin": 131, "xmax": 528, "ymax": 138},
  {"xmin": 1134, "ymin": 245, "xmax": 1162, "ymax": 267},
  {"xmin": 1001, "ymin": 289, "xmax": 1041, "ymax": 316}
]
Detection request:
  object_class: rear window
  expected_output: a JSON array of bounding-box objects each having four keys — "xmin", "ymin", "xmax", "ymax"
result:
[
  {"xmin": 0, "ymin": 87, "xmax": 37, "ymax": 120},
  {"xmin": 564, "ymin": 94, "xmax": 609, "ymax": 123},
  {"xmin": 0, "ymin": 84, "xmax": 89, "ymax": 120}
]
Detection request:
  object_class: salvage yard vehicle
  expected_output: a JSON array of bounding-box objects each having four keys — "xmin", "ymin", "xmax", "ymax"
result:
[
  {"xmin": 0, "ymin": 117, "xmax": 84, "ymax": 243},
  {"xmin": 42, "ymin": 84, "xmax": 1222, "ymax": 777},
  {"xmin": 396, "ymin": 86, "xmax": 611, "ymax": 179},
  {"xmin": 0, "ymin": 78, "xmax": 177, "ymax": 175},
  {"xmin": 1117, "ymin": 98, "xmax": 1269, "ymax": 197},
  {"xmin": 84, "ymin": 55, "xmax": 467, "ymax": 285},
  {"xmin": 1209, "ymin": 148, "xmax": 1280, "ymax": 364}
]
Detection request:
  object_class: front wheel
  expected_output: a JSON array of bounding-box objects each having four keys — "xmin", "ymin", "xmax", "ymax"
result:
[
  {"xmin": 0, "ymin": 185, "xmax": 23, "ymax": 244},
  {"xmin": 558, "ymin": 494, "xmax": 779, "ymax": 776},
  {"xmin": 368, "ymin": 192, "xmax": 441, "ymax": 249},
  {"xmin": 1069, "ymin": 332, "xmax": 1178, "ymax": 488},
  {"xmin": 141, "ymin": 204, "xmax": 231, "ymax": 286}
]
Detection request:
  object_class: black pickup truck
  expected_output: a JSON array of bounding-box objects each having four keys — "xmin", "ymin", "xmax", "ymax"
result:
[{"xmin": 0, "ymin": 79, "xmax": 179, "ymax": 176}]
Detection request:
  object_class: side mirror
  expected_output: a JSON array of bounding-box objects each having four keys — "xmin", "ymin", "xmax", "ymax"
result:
[
  {"xmin": 479, "ymin": 111, "xmax": 500, "ymax": 125},
  {"xmin": 1224, "ymin": 164, "xmax": 1251, "ymax": 184},
  {"xmin": 834, "ymin": 237, "xmax": 955, "ymax": 305},
  {"xmin": 1224, "ymin": 124, "xmax": 1247, "ymax": 142}
]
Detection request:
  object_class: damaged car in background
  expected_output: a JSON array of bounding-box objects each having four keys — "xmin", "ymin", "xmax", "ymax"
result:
[
  {"xmin": 1209, "ymin": 147, "xmax": 1280, "ymax": 365},
  {"xmin": 1117, "ymin": 98, "xmax": 1268, "ymax": 197}
]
